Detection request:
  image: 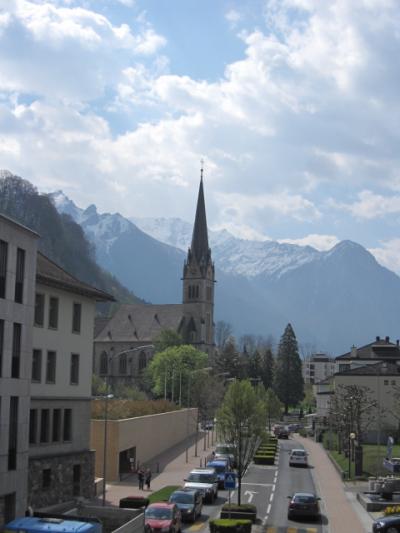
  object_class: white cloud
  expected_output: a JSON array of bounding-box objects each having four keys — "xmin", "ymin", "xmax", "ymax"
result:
[
  {"xmin": 333, "ymin": 190, "xmax": 400, "ymax": 219},
  {"xmin": 279, "ymin": 234, "xmax": 339, "ymax": 251},
  {"xmin": 369, "ymin": 239, "xmax": 400, "ymax": 275}
]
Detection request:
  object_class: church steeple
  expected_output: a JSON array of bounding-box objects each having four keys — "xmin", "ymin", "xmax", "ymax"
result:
[
  {"xmin": 190, "ymin": 173, "xmax": 210, "ymax": 267},
  {"xmin": 181, "ymin": 166, "xmax": 215, "ymax": 355}
]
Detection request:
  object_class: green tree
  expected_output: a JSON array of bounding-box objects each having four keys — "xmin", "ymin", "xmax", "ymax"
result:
[
  {"xmin": 274, "ymin": 323, "xmax": 304, "ymax": 414},
  {"xmin": 154, "ymin": 329, "xmax": 183, "ymax": 352},
  {"xmin": 265, "ymin": 388, "xmax": 283, "ymax": 430},
  {"xmin": 217, "ymin": 380, "xmax": 266, "ymax": 504},
  {"xmin": 214, "ymin": 337, "xmax": 241, "ymax": 378},
  {"xmin": 148, "ymin": 345, "xmax": 208, "ymax": 404},
  {"xmin": 92, "ymin": 374, "xmax": 107, "ymax": 396},
  {"xmin": 260, "ymin": 348, "xmax": 274, "ymax": 389}
]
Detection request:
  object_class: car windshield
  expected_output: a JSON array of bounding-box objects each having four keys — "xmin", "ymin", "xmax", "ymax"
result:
[
  {"xmin": 292, "ymin": 451, "xmax": 306, "ymax": 456},
  {"xmin": 216, "ymin": 445, "xmax": 234, "ymax": 454},
  {"xmin": 187, "ymin": 473, "xmax": 215, "ymax": 483},
  {"xmin": 170, "ymin": 493, "xmax": 194, "ymax": 504},
  {"xmin": 293, "ymin": 495, "xmax": 316, "ymax": 503},
  {"xmin": 212, "ymin": 465, "xmax": 226, "ymax": 473},
  {"xmin": 146, "ymin": 507, "xmax": 173, "ymax": 519}
]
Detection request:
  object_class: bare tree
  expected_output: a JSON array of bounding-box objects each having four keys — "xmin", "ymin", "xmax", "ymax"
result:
[{"xmin": 215, "ymin": 321, "xmax": 233, "ymax": 349}]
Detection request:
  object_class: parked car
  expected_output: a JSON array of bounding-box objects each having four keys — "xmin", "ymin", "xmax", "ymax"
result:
[
  {"xmin": 206, "ymin": 458, "xmax": 231, "ymax": 488},
  {"xmin": 201, "ymin": 419, "xmax": 214, "ymax": 430},
  {"xmin": 145, "ymin": 502, "xmax": 182, "ymax": 533},
  {"xmin": 184, "ymin": 468, "xmax": 219, "ymax": 503},
  {"xmin": 169, "ymin": 489, "xmax": 203, "ymax": 523},
  {"xmin": 287, "ymin": 492, "xmax": 321, "ymax": 520},
  {"xmin": 373, "ymin": 514, "xmax": 400, "ymax": 532},
  {"xmin": 289, "ymin": 448, "xmax": 308, "ymax": 467},
  {"xmin": 215, "ymin": 443, "xmax": 236, "ymax": 468}
]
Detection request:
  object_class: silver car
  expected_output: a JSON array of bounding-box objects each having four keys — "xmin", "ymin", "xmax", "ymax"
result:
[{"xmin": 184, "ymin": 468, "xmax": 219, "ymax": 503}]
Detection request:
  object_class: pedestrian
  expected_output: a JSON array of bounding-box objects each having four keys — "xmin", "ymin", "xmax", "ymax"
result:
[
  {"xmin": 145, "ymin": 468, "xmax": 152, "ymax": 491},
  {"xmin": 138, "ymin": 466, "xmax": 145, "ymax": 490}
]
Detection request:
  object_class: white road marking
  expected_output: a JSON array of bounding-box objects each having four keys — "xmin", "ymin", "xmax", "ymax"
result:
[
  {"xmin": 241, "ymin": 482, "xmax": 273, "ymax": 487},
  {"xmin": 244, "ymin": 490, "xmax": 258, "ymax": 503}
]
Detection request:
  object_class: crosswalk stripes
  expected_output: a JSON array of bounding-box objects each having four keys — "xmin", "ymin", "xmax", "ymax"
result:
[{"xmin": 265, "ymin": 528, "xmax": 318, "ymax": 533}]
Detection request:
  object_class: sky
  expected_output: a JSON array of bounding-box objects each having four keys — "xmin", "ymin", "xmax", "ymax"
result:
[{"xmin": 1, "ymin": 0, "xmax": 400, "ymax": 273}]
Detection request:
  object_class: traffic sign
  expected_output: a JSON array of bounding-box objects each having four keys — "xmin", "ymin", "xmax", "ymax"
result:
[{"xmin": 224, "ymin": 472, "xmax": 236, "ymax": 490}]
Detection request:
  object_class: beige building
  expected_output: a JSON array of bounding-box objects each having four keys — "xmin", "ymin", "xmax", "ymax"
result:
[
  {"xmin": 91, "ymin": 408, "xmax": 198, "ymax": 482},
  {"xmin": 0, "ymin": 214, "xmax": 39, "ymax": 525},
  {"xmin": 303, "ymin": 353, "xmax": 335, "ymax": 384},
  {"xmin": 28, "ymin": 253, "xmax": 113, "ymax": 509}
]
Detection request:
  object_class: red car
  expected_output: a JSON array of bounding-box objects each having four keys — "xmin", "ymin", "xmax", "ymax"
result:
[{"xmin": 145, "ymin": 502, "xmax": 182, "ymax": 533}]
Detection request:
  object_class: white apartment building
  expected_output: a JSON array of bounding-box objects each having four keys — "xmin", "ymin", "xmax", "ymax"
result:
[
  {"xmin": 0, "ymin": 214, "xmax": 39, "ymax": 525},
  {"xmin": 28, "ymin": 253, "xmax": 113, "ymax": 509},
  {"xmin": 302, "ymin": 353, "xmax": 335, "ymax": 384}
]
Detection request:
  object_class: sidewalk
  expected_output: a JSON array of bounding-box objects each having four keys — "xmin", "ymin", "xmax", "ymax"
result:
[
  {"xmin": 95, "ymin": 431, "xmax": 215, "ymax": 507},
  {"xmin": 296, "ymin": 435, "xmax": 373, "ymax": 533}
]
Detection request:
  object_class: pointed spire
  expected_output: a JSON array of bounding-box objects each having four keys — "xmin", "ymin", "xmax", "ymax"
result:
[{"xmin": 190, "ymin": 162, "xmax": 210, "ymax": 265}]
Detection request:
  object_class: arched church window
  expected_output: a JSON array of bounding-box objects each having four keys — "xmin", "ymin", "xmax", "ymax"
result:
[
  {"xmin": 100, "ymin": 351, "xmax": 108, "ymax": 375},
  {"xmin": 139, "ymin": 351, "xmax": 147, "ymax": 371},
  {"xmin": 195, "ymin": 285, "xmax": 199, "ymax": 298},
  {"xmin": 188, "ymin": 286, "xmax": 192, "ymax": 299},
  {"xmin": 119, "ymin": 354, "xmax": 127, "ymax": 374}
]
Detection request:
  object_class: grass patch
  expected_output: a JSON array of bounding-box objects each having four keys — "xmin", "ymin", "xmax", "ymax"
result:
[
  {"xmin": 148, "ymin": 485, "xmax": 181, "ymax": 503},
  {"xmin": 329, "ymin": 444, "xmax": 400, "ymax": 479}
]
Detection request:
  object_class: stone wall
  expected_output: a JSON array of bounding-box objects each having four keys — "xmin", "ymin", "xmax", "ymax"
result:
[{"xmin": 28, "ymin": 450, "xmax": 95, "ymax": 509}]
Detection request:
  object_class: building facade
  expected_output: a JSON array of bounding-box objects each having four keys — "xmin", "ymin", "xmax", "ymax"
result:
[
  {"xmin": 335, "ymin": 336, "xmax": 400, "ymax": 373},
  {"xmin": 27, "ymin": 253, "xmax": 113, "ymax": 509},
  {"xmin": 302, "ymin": 353, "xmax": 335, "ymax": 384},
  {"xmin": 0, "ymin": 214, "xmax": 39, "ymax": 525},
  {"xmin": 93, "ymin": 176, "xmax": 215, "ymax": 386}
]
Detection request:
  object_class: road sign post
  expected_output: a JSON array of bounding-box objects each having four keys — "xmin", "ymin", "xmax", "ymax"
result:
[{"xmin": 224, "ymin": 472, "xmax": 237, "ymax": 519}]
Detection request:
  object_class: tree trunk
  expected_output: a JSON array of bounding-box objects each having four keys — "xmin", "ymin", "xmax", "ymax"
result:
[{"xmin": 238, "ymin": 474, "xmax": 241, "ymax": 505}]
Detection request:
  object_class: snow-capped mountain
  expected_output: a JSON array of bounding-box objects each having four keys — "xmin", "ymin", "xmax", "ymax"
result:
[{"xmin": 48, "ymin": 190, "xmax": 400, "ymax": 354}]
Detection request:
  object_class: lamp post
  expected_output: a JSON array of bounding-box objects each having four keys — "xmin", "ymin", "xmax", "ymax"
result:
[
  {"xmin": 185, "ymin": 367, "xmax": 212, "ymax": 462},
  {"xmin": 102, "ymin": 344, "xmax": 154, "ymax": 506},
  {"xmin": 348, "ymin": 432, "xmax": 356, "ymax": 479}
]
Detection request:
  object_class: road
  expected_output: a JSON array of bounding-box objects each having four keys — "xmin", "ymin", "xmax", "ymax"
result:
[{"xmin": 184, "ymin": 435, "xmax": 328, "ymax": 533}]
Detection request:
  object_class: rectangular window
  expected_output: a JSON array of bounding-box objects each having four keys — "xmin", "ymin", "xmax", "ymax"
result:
[
  {"xmin": 52, "ymin": 409, "xmax": 61, "ymax": 442},
  {"xmin": 73, "ymin": 464, "xmax": 81, "ymax": 496},
  {"xmin": 40, "ymin": 409, "xmax": 50, "ymax": 443},
  {"xmin": 29, "ymin": 409, "xmax": 37, "ymax": 444},
  {"xmin": 70, "ymin": 353, "xmax": 79, "ymax": 385},
  {"xmin": 42, "ymin": 468, "xmax": 51, "ymax": 489},
  {"xmin": 63, "ymin": 409, "xmax": 72, "ymax": 441},
  {"xmin": 46, "ymin": 351, "xmax": 56, "ymax": 383},
  {"xmin": 14, "ymin": 248, "xmax": 25, "ymax": 303},
  {"xmin": 32, "ymin": 349, "xmax": 42, "ymax": 382},
  {"xmin": 11, "ymin": 323, "xmax": 21, "ymax": 378},
  {"xmin": 8, "ymin": 397, "xmax": 18, "ymax": 470},
  {"xmin": 0, "ymin": 319, "xmax": 4, "ymax": 377},
  {"xmin": 0, "ymin": 239, "xmax": 8, "ymax": 299},
  {"xmin": 3, "ymin": 493, "xmax": 16, "ymax": 524},
  {"xmin": 384, "ymin": 379, "xmax": 389, "ymax": 386},
  {"xmin": 72, "ymin": 303, "xmax": 81, "ymax": 333},
  {"xmin": 34, "ymin": 293, "xmax": 45, "ymax": 327},
  {"xmin": 48, "ymin": 297, "xmax": 59, "ymax": 329}
]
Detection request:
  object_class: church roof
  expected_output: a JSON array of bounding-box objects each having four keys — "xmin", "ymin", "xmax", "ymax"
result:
[
  {"xmin": 190, "ymin": 177, "xmax": 210, "ymax": 265},
  {"xmin": 94, "ymin": 303, "xmax": 185, "ymax": 342}
]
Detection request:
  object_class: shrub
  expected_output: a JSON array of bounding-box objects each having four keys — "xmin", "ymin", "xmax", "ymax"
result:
[
  {"xmin": 119, "ymin": 496, "xmax": 149, "ymax": 508},
  {"xmin": 209, "ymin": 518, "xmax": 252, "ymax": 533},
  {"xmin": 384, "ymin": 505, "xmax": 400, "ymax": 516},
  {"xmin": 91, "ymin": 399, "xmax": 180, "ymax": 420},
  {"xmin": 254, "ymin": 454, "xmax": 275, "ymax": 465}
]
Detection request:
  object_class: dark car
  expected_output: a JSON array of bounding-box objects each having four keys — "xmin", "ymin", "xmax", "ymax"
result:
[
  {"xmin": 277, "ymin": 428, "xmax": 289, "ymax": 439},
  {"xmin": 373, "ymin": 514, "xmax": 400, "ymax": 532},
  {"xmin": 145, "ymin": 502, "xmax": 182, "ymax": 533},
  {"xmin": 169, "ymin": 489, "xmax": 203, "ymax": 523},
  {"xmin": 287, "ymin": 492, "xmax": 320, "ymax": 520}
]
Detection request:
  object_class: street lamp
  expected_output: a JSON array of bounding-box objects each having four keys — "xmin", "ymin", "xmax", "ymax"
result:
[
  {"xmin": 102, "ymin": 344, "xmax": 154, "ymax": 506},
  {"xmin": 348, "ymin": 432, "xmax": 356, "ymax": 479},
  {"xmin": 185, "ymin": 367, "xmax": 212, "ymax": 462}
]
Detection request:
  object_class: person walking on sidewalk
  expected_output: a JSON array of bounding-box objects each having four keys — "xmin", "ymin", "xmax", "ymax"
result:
[
  {"xmin": 138, "ymin": 466, "xmax": 145, "ymax": 490},
  {"xmin": 145, "ymin": 468, "xmax": 152, "ymax": 491}
]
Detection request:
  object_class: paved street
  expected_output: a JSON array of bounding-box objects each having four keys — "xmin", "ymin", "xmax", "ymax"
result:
[{"xmin": 103, "ymin": 432, "xmax": 372, "ymax": 533}]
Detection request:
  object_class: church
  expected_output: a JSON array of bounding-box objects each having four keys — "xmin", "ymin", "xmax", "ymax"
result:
[{"xmin": 93, "ymin": 175, "xmax": 215, "ymax": 386}]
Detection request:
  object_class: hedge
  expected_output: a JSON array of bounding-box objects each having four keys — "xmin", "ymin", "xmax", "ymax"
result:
[
  {"xmin": 119, "ymin": 496, "xmax": 149, "ymax": 508},
  {"xmin": 209, "ymin": 519, "xmax": 252, "ymax": 533},
  {"xmin": 254, "ymin": 455, "xmax": 275, "ymax": 465}
]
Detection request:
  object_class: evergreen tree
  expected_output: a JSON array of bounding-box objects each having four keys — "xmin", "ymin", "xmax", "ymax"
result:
[
  {"xmin": 274, "ymin": 323, "xmax": 304, "ymax": 414},
  {"xmin": 213, "ymin": 336, "xmax": 241, "ymax": 378},
  {"xmin": 260, "ymin": 347, "xmax": 274, "ymax": 389}
]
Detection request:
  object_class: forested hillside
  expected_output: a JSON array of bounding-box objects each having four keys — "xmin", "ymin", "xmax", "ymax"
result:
[{"xmin": 0, "ymin": 172, "xmax": 141, "ymax": 308}]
